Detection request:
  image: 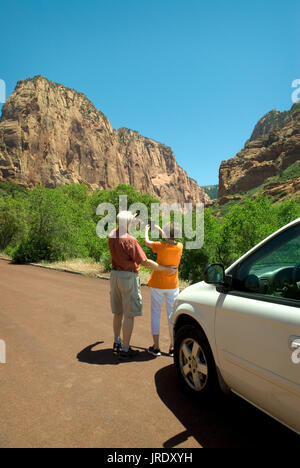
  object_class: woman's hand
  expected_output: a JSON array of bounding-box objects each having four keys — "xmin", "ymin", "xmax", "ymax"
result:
[{"xmin": 145, "ymin": 224, "xmax": 153, "ymax": 247}]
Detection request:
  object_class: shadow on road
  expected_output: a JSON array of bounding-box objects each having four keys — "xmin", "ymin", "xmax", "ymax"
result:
[
  {"xmin": 77, "ymin": 342, "xmax": 156, "ymax": 366},
  {"xmin": 155, "ymin": 364, "xmax": 300, "ymax": 448}
]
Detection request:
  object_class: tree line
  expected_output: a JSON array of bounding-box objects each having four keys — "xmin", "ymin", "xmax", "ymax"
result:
[{"xmin": 0, "ymin": 181, "xmax": 299, "ymax": 284}]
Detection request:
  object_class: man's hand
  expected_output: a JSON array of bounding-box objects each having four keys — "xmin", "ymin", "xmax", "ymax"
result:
[{"xmin": 164, "ymin": 265, "xmax": 178, "ymax": 275}]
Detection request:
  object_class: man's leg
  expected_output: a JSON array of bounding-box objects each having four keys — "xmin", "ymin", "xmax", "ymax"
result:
[
  {"xmin": 110, "ymin": 271, "xmax": 123, "ymax": 352},
  {"xmin": 122, "ymin": 316, "xmax": 134, "ymax": 347},
  {"xmin": 113, "ymin": 312, "xmax": 124, "ymax": 340},
  {"xmin": 119, "ymin": 273, "xmax": 142, "ymax": 358}
]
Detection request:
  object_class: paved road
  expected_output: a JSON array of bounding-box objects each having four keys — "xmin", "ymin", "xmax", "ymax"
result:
[{"xmin": 0, "ymin": 259, "xmax": 299, "ymax": 448}]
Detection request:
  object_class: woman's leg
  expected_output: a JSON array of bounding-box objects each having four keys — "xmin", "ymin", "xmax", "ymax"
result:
[
  {"xmin": 165, "ymin": 288, "xmax": 180, "ymax": 347},
  {"xmin": 151, "ymin": 288, "xmax": 164, "ymax": 349}
]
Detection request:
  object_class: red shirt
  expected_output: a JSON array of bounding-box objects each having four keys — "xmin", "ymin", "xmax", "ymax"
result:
[{"xmin": 108, "ymin": 228, "xmax": 147, "ymax": 273}]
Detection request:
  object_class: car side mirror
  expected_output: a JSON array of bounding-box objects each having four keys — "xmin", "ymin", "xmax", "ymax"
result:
[
  {"xmin": 204, "ymin": 264, "xmax": 232, "ymax": 293},
  {"xmin": 204, "ymin": 264, "xmax": 225, "ymax": 284}
]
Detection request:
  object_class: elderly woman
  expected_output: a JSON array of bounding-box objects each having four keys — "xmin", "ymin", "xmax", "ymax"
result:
[{"xmin": 145, "ymin": 222, "xmax": 183, "ymax": 357}]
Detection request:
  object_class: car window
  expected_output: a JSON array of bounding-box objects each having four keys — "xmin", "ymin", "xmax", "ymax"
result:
[{"xmin": 233, "ymin": 223, "xmax": 300, "ymax": 302}]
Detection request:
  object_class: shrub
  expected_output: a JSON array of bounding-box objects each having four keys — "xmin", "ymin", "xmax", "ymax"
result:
[
  {"xmin": 0, "ymin": 197, "xmax": 28, "ymax": 251},
  {"xmin": 100, "ymin": 250, "xmax": 112, "ymax": 272},
  {"xmin": 0, "ymin": 181, "xmax": 28, "ymax": 200},
  {"xmin": 2, "ymin": 183, "xmax": 298, "ymax": 285},
  {"xmin": 12, "ymin": 186, "xmax": 89, "ymax": 263}
]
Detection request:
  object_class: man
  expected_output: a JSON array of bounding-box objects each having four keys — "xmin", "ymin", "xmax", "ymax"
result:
[{"xmin": 108, "ymin": 211, "xmax": 177, "ymax": 361}]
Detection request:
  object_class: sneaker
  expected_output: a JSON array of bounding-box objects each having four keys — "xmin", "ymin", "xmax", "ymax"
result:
[
  {"xmin": 169, "ymin": 347, "xmax": 174, "ymax": 357},
  {"xmin": 148, "ymin": 346, "xmax": 162, "ymax": 357},
  {"xmin": 113, "ymin": 341, "xmax": 122, "ymax": 355},
  {"xmin": 119, "ymin": 347, "xmax": 140, "ymax": 360}
]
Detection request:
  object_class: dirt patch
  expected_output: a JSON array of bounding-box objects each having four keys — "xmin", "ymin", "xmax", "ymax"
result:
[
  {"xmin": 0, "ymin": 255, "xmax": 190, "ymax": 289},
  {"xmin": 43, "ymin": 259, "xmax": 107, "ymax": 277}
]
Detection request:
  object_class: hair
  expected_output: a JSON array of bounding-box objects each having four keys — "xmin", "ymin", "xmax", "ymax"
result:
[
  {"xmin": 163, "ymin": 221, "xmax": 181, "ymax": 240},
  {"xmin": 117, "ymin": 211, "xmax": 134, "ymax": 226}
]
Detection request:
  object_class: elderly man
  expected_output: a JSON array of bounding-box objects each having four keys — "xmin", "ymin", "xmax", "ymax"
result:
[{"xmin": 109, "ymin": 211, "xmax": 177, "ymax": 361}]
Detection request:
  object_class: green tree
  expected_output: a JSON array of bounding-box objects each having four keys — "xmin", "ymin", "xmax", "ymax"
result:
[
  {"xmin": 57, "ymin": 183, "xmax": 89, "ymax": 203},
  {"xmin": 12, "ymin": 186, "xmax": 90, "ymax": 263},
  {"xmin": 0, "ymin": 181, "xmax": 28, "ymax": 200},
  {"xmin": 0, "ymin": 197, "xmax": 28, "ymax": 251}
]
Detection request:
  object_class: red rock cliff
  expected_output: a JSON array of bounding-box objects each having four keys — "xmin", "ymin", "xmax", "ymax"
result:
[
  {"xmin": 218, "ymin": 102, "xmax": 300, "ymax": 199},
  {"xmin": 0, "ymin": 75, "xmax": 209, "ymax": 205}
]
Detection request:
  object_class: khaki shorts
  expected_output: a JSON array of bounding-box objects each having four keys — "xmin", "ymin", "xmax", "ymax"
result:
[{"xmin": 110, "ymin": 270, "xmax": 143, "ymax": 318}]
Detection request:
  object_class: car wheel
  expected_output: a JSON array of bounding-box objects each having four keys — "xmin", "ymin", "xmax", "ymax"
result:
[{"xmin": 174, "ymin": 324, "xmax": 219, "ymax": 397}]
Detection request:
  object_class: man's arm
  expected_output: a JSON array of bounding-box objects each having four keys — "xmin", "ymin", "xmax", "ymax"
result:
[
  {"xmin": 141, "ymin": 258, "xmax": 177, "ymax": 275},
  {"xmin": 126, "ymin": 237, "xmax": 176, "ymax": 274}
]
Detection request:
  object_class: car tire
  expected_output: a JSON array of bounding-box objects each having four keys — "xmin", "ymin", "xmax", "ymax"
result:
[{"xmin": 174, "ymin": 324, "xmax": 219, "ymax": 398}]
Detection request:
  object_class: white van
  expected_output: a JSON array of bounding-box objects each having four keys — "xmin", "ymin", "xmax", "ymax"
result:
[{"xmin": 170, "ymin": 218, "xmax": 300, "ymax": 435}]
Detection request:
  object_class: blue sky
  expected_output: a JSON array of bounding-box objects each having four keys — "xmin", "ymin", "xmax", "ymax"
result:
[{"xmin": 0, "ymin": 0, "xmax": 299, "ymax": 186}]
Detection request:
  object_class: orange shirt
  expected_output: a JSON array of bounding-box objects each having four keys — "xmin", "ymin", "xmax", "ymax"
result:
[{"xmin": 148, "ymin": 241, "xmax": 183, "ymax": 290}]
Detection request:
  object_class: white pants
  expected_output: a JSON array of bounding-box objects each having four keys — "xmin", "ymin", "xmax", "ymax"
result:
[{"xmin": 150, "ymin": 287, "xmax": 180, "ymax": 336}]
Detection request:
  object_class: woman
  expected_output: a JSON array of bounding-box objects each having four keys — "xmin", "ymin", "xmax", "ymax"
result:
[{"xmin": 145, "ymin": 222, "xmax": 183, "ymax": 357}]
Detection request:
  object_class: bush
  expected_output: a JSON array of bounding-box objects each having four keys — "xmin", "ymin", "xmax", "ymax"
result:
[
  {"xmin": 215, "ymin": 195, "xmax": 300, "ymax": 267},
  {"xmin": 12, "ymin": 186, "xmax": 90, "ymax": 263},
  {"xmin": 100, "ymin": 250, "xmax": 112, "ymax": 272},
  {"xmin": 179, "ymin": 195, "xmax": 300, "ymax": 282},
  {"xmin": 0, "ymin": 197, "xmax": 28, "ymax": 251},
  {"xmin": 1, "ymin": 182, "xmax": 298, "ymax": 285},
  {"xmin": 180, "ymin": 248, "xmax": 209, "ymax": 283},
  {"xmin": 0, "ymin": 181, "xmax": 28, "ymax": 200}
]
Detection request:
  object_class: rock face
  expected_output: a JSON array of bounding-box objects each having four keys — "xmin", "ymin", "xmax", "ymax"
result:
[
  {"xmin": 218, "ymin": 102, "xmax": 300, "ymax": 199},
  {"xmin": 260, "ymin": 176, "xmax": 300, "ymax": 200},
  {"xmin": 0, "ymin": 75, "xmax": 209, "ymax": 205},
  {"xmin": 249, "ymin": 109, "xmax": 293, "ymax": 141}
]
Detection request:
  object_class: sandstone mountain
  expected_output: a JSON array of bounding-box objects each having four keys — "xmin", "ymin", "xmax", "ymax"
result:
[
  {"xmin": 218, "ymin": 102, "xmax": 300, "ymax": 204},
  {"xmin": 0, "ymin": 75, "xmax": 209, "ymax": 205}
]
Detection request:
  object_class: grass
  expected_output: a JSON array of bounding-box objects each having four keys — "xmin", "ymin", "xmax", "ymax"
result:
[
  {"xmin": 0, "ymin": 252, "xmax": 11, "ymax": 260},
  {"xmin": 42, "ymin": 258, "xmax": 106, "ymax": 277},
  {"xmin": 45, "ymin": 260, "xmax": 190, "ymax": 288},
  {"xmin": 279, "ymin": 161, "xmax": 300, "ymax": 181}
]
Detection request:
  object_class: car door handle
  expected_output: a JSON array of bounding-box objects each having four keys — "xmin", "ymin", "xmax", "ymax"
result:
[{"xmin": 289, "ymin": 336, "xmax": 300, "ymax": 350}]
